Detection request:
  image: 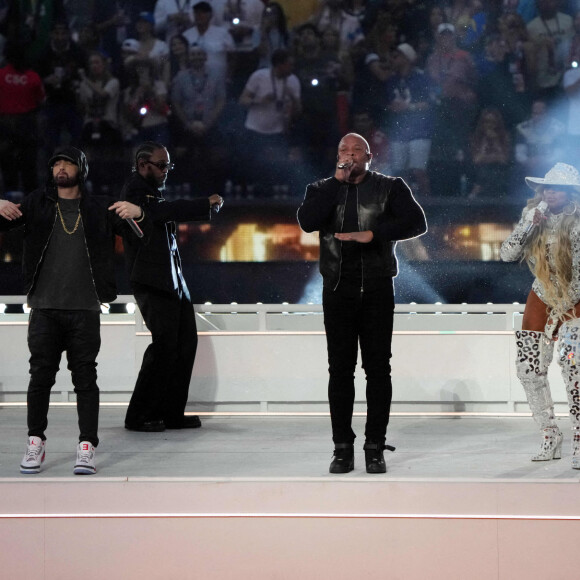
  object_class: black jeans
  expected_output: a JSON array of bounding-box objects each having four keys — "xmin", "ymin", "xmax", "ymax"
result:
[
  {"xmin": 125, "ymin": 286, "xmax": 198, "ymax": 428},
  {"xmin": 27, "ymin": 309, "xmax": 101, "ymax": 446},
  {"xmin": 323, "ymin": 281, "xmax": 395, "ymax": 445}
]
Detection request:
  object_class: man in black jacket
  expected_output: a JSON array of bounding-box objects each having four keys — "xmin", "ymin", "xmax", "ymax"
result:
[
  {"xmin": 121, "ymin": 141, "xmax": 223, "ymax": 432},
  {"xmin": 297, "ymin": 133, "xmax": 427, "ymax": 474},
  {"xmin": 0, "ymin": 146, "xmax": 146, "ymax": 475}
]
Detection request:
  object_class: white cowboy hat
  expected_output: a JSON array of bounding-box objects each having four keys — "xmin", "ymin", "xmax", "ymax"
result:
[{"xmin": 525, "ymin": 162, "xmax": 580, "ymax": 190}]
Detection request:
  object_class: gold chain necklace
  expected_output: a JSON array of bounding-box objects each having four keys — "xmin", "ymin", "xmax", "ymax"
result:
[{"xmin": 56, "ymin": 201, "xmax": 81, "ymax": 235}]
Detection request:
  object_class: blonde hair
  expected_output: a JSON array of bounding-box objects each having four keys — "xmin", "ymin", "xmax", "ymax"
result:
[{"xmin": 524, "ymin": 186, "xmax": 580, "ymax": 319}]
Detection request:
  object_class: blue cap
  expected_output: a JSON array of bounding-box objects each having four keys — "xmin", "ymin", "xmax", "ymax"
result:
[{"xmin": 138, "ymin": 12, "xmax": 155, "ymax": 26}]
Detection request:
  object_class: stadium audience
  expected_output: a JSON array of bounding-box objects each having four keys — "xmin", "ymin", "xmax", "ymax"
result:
[{"xmin": 2, "ymin": 0, "xmax": 580, "ymax": 199}]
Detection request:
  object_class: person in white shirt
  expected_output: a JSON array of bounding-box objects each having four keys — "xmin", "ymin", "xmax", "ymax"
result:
[
  {"xmin": 515, "ymin": 98, "xmax": 566, "ymax": 178},
  {"xmin": 133, "ymin": 12, "xmax": 170, "ymax": 81},
  {"xmin": 154, "ymin": 0, "xmax": 195, "ymax": 41},
  {"xmin": 183, "ymin": 1, "xmax": 235, "ymax": 84},
  {"xmin": 527, "ymin": 0, "xmax": 573, "ymax": 101},
  {"xmin": 212, "ymin": 0, "xmax": 264, "ymax": 45},
  {"xmin": 310, "ymin": 0, "xmax": 364, "ymax": 56},
  {"xmin": 78, "ymin": 52, "xmax": 120, "ymax": 128},
  {"xmin": 240, "ymin": 47, "xmax": 301, "ymax": 135},
  {"xmin": 211, "ymin": 0, "xmax": 264, "ymax": 95},
  {"xmin": 238, "ymin": 48, "xmax": 302, "ymax": 195}
]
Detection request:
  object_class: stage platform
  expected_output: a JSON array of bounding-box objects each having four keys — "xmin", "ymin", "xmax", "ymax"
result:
[{"xmin": 1, "ymin": 407, "xmax": 580, "ymax": 579}]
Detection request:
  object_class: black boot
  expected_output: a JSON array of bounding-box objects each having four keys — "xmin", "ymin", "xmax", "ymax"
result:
[
  {"xmin": 363, "ymin": 442, "xmax": 395, "ymax": 474},
  {"xmin": 329, "ymin": 443, "xmax": 354, "ymax": 474}
]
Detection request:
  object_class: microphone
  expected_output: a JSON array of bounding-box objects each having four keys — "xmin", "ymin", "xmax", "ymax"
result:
[
  {"xmin": 210, "ymin": 196, "xmax": 223, "ymax": 214},
  {"xmin": 126, "ymin": 218, "xmax": 144, "ymax": 238},
  {"xmin": 337, "ymin": 162, "xmax": 353, "ymax": 169},
  {"xmin": 519, "ymin": 201, "xmax": 548, "ymax": 245}
]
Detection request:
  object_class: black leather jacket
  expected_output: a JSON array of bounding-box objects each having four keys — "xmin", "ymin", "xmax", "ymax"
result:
[
  {"xmin": 0, "ymin": 185, "xmax": 144, "ymax": 303},
  {"xmin": 297, "ymin": 171, "xmax": 427, "ymax": 289}
]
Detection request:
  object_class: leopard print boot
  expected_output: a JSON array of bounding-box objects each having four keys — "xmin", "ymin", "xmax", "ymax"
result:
[
  {"xmin": 557, "ymin": 320, "xmax": 580, "ymax": 469},
  {"xmin": 516, "ymin": 330, "xmax": 563, "ymax": 461}
]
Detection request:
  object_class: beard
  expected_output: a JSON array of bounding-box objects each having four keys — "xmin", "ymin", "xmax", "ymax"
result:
[
  {"xmin": 53, "ymin": 172, "xmax": 80, "ymax": 188},
  {"xmin": 144, "ymin": 171, "xmax": 166, "ymax": 190}
]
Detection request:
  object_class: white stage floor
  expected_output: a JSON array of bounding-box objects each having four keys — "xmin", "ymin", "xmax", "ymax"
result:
[
  {"xmin": 0, "ymin": 407, "xmax": 579, "ymax": 481},
  {"xmin": 3, "ymin": 409, "xmax": 580, "ymax": 580}
]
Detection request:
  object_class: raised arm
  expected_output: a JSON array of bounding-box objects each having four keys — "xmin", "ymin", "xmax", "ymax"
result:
[
  {"xmin": 297, "ymin": 178, "xmax": 345, "ymax": 233},
  {"xmin": 500, "ymin": 207, "xmax": 536, "ymax": 263}
]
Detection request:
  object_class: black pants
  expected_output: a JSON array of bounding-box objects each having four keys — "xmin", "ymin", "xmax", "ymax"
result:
[
  {"xmin": 323, "ymin": 282, "xmax": 395, "ymax": 445},
  {"xmin": 27, "ymin": 309, "xmax": 101, "ymax": 446},
  {"xmin": 125, "ymin": 286, "xmax": 198, "ymax": 428}
]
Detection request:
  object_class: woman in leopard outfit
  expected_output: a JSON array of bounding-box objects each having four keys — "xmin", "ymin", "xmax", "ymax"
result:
[{"xmin": 501, "ymin": 163, "xmax": 580, "ymax": 469}]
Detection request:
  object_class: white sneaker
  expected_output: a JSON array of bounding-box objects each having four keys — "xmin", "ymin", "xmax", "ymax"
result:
[
  {"xmin": 73, "ymin": 441, "xmax": 96, "ymax": 475},
  {"xmin": 20, "ymin": 436, "xmax": 46, "ymax": 474}
]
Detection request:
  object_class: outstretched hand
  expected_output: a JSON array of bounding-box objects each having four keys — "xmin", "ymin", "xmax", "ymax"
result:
[
  {"xmin": 0, "ymin": 200, "xmax": 22, "ymax": 221},
  {"xmin": 108, "ymin": 201, "xmax": 143, "ymax": 220}
]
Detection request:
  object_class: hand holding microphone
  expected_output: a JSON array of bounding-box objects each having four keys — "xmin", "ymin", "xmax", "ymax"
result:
[
  {"xmin": 335, "ymin": 160, "xmax": 353, "ymax": 182},
  {"xmin": 108, "ymin": 201, "xmax": 144, "ymax": 238},
  {"xmin": 520, "ymin": 201, "xmax": 548, "ymax": 245},
  {"xmin": 209, "ymin": 194, "xmax": 223, "ymax": 213}
]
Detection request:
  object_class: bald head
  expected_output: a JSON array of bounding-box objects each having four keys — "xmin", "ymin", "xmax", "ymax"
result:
[
  {"xmin": 336, "ymin": 133, "xmax": 373, "ymax": 184},
  {"xmin": 339, "ymin": 133, "xmax": 371, "ymax": 154}
]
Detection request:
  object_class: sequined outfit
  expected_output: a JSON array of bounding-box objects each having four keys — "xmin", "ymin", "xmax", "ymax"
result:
[
  {"xmin": 502, "ymin": 204, "xmax": 580, "ymax": 468},
  {"xmin": 500, "ymin": 206, "xmax": 580, "ymax": 327}
]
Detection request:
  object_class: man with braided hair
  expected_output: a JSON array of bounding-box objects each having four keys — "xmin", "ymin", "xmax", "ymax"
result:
[{"xmin": 121, "ymin": 141, "xmax": 223, "ymax": 433}]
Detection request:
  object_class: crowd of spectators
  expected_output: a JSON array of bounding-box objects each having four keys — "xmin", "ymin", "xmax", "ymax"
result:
[{"xmin": 1, "ymin": 0, "xmax": 580, "ymax": 200}]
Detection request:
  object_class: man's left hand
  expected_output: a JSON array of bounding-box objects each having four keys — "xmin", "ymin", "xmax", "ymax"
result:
[
  {"xmin": 334, "ymin": 231, "xmax": 374, "ymax": 243},
  {"xmin": 209, "ymin": 194, "xmax": 224, "ymax": 212}
]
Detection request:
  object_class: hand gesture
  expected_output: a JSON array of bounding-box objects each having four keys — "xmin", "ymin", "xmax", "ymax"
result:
[
  {"xmin": 108, "ymin": 201, "xmax": 143, "ymax": 220},
  {"xmin": 0, "ymin": 200, "xmax": 22, "ymax": 221},
  {"xmin": 334, "ymin": 231, "xmax": 374, "ymax": 243}
]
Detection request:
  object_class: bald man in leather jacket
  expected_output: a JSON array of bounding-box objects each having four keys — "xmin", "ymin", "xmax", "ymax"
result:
[{"xmin": 297, "ymin": 132, "xmax": 427, "ymax": 474}]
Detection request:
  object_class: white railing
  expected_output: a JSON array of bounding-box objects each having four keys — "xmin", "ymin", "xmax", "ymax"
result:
[{"xmin": 0, "ymin": 297, "xmax": 541, "ymax": 413}]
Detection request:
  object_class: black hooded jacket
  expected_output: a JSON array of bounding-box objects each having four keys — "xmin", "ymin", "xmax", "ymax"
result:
[
  {"xmin": 297, "ymin": 171, "xmax": 427, "ymax": 289},
  {"xmin": 0, "ymin": 185, "xmax": 144, "ymax": 303}
]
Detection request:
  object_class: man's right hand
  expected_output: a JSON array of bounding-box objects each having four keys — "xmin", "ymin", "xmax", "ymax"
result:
[
  {"xmin": 0, "ymin": 200, "xmax": 22, "ymax": 221},
  {"xmin": 334, "ymin": 160, "xmax": 354, "ymax": 182}
]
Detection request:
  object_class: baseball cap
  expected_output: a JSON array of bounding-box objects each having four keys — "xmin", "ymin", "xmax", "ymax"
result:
[
  {"xmin": 48, "ymin": 147, "xmax": 89, "ymax": 181},
  {"xmin": 438, "ymin": 23, "xmax": 456, "ymax": 34},
  {"xmin": 397, "ymin": 43, "xmax": 417, "ymax": 63},
  {"xmin": 121, "ymin": 38, "xmax": 140, "ymax": 53},
  {"xmin": 137, "ymin": 12, "xmax": 155, "ymax": 26}
]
